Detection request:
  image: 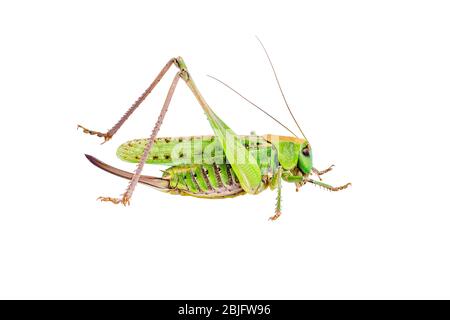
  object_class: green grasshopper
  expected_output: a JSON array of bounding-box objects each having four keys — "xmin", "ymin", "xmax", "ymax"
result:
[{"xmin": 79, "ymin": 43, "xmax": 350, "ymax": 220}]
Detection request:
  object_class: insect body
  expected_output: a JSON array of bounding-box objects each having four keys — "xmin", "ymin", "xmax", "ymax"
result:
[{"xmin": 79, "ymin": 48, "xmax": 350, "ymax": 220}]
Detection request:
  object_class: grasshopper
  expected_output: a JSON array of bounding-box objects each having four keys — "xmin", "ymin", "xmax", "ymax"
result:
[{"xmin": 79, "ymin": 42, "xmax": 350, "ymax": 220}]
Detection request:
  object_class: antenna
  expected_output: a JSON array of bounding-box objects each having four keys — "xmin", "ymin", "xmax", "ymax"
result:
[
  {"xmin": 256, "ymin": 36, "xmax": 309, "ymax": 141},
  {"xmin": 207, "ymin": 75, "xmax": 299, "ymax": 138}
]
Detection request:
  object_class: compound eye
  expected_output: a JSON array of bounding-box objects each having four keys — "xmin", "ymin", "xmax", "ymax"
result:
[{"xmin": 302, "ymin": 147, "xmax": 310, "ymax": 157}]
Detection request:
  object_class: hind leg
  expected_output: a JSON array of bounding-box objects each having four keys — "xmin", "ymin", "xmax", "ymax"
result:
[
  {"xmin": 78, "ymin": 58, "xmax": 177, "ymax": 143},
  {"xmin": 98, "ymin": 72, "xmax": 181, "ymax": 205}
]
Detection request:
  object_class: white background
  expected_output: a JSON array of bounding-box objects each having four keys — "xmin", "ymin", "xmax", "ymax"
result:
[{"xmin": 0, "ymin": 0, "xmax": 449, "ymax": 299}]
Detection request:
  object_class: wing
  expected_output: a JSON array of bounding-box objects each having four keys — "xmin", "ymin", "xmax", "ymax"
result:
[{"xmin": 116, "ymin": 135, "xmax": 273, "ymax": 167}]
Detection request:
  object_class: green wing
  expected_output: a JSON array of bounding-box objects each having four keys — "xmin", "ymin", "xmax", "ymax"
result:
[{"xmin": 117, "ymin": 135, "xmax": 273, "ymax": 167}]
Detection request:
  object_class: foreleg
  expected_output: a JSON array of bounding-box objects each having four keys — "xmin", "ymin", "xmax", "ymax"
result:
[
  {"xmin": 307, "ymin": 179, "xmax": 351, "ymax": 191},
  {"xmin": 312, "ymin": 165, "xmax": 334, "ymax": 181}
]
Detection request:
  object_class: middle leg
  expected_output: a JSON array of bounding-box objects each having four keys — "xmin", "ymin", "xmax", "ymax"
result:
[{"xmin": 269, "ymin": 167, "xmax": 283, "ymax": 221}]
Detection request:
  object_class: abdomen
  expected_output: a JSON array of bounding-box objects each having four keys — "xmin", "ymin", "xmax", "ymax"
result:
[{"xmin": 164, "ymin": 163, "xmax": 246, "ymax": 198}]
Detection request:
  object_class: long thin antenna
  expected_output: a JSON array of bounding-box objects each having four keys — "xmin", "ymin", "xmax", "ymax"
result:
[
  {"xmin": 256, "ymin": 36, "xmax": 308, "ymax": 141},
  {"xmin": 207, "ymin": 75, "xmax": 298, "ymax": 138}
]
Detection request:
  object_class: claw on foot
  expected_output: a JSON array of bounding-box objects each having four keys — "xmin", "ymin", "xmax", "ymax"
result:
[
  {"xmin": 77, "ymin": 124, "xmax": 111, "ymax": 143},
  {"xmin": 269, "ymin": 211, "xmax": 282, "ymax": 221},
  {"xmin": 97, "ymin": 196, "xmax": 130, "ymax": 206}
]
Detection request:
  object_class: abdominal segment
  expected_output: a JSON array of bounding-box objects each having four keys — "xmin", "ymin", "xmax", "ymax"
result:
[{"xmin": 163, "ymin": 164, "xmax": 246, "ymax": 198}]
